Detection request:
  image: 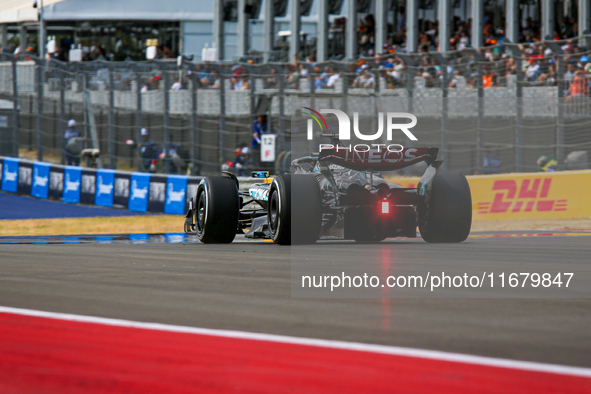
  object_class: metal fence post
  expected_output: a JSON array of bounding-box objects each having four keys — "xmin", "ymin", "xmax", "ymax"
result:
[
  {"xmin": 59, "ymin": 68, "xmax": 66, "ymax": 164},
  {"xmin": 163, "ymin": 70, "xmax": 171, "ymax": 174},
  {"xmin": 467, "ymin": 49, "xmax": 484, "ymax": 174},
  {"xmin": 432, "ymin": 53, "xmax": 449, "ymax": 170},
  {"xmin": 398, "ymin": 54, "xmax": 416, "ymax": 117},
  {"xmin": 545, "ymin": 40, "xmax": 565, "ymax": 170},
  {"xmin": 270, "ymin": 63, "xmax": 286, "ymax": 153},
  {"xmin": 212, "ymin": 64, "xmax": 227, "ymax": 164},
  {"xmin": 36, "ymin": 60, "xmax": 44, "ymax": 162},
  {"xmin": 10, "ymin": 55, "xmax": 19, "ymax": 158},
  {"xmin": 190, "ymin": 66, "xmax": 198, "ymax": 175},
  {"xmin": 243, "ymin": 63, "xmax": 257, "ymax": 155},
  {"xmin": 108, "ymin": 67, "xmax": 116, "ymax": 169},
  {"xmin": 135, "ymin": 66, "xmax": 143, "ymax": 171},
  {"xmin": 505, "ymin": 40, "xmax": 523, "ymax": 172}
]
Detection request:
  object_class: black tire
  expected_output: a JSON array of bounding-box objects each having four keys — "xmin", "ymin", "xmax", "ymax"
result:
[
  {"xmin": 268, "ymin": 174, "xmax": 322, "ymax": 245},
  {"xmin": 418, "ymin": 171, "xmax": 472, "ymax": 243},
  {"xmin": 195, "ymin": 176, "xmax": 239, "ymax": 243}
]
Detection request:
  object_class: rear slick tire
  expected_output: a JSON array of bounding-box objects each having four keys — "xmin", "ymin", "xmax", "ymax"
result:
[{"xmin": 419, "ymin": 171, "xmax": 472, "ymax": 243}]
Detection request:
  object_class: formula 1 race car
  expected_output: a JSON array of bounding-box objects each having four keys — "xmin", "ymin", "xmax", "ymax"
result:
[{"xmin": 184, "ymin": 146, "xmax": 472, "ymax": 245}]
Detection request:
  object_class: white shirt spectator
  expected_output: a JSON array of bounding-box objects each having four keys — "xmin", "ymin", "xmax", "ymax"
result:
[
  {"xmin": 171, "ymin": 81, "xmax": 182, "ymax": 90},
  {"xmin": 326, "ymin": 73, "xmax": 340, "ymax": 88},
  {"xmin": 526, "ymin": 63, "xmax": 540, "ymax": 79}
]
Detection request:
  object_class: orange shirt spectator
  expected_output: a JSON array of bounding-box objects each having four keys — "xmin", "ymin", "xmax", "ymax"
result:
[
  {"xmin": 569, "ymin": 71, "xmax": 589, "ymax": 96},
  {"xmin": 482, "ymin": 69, "xmax": 497, "ymax": 88}
]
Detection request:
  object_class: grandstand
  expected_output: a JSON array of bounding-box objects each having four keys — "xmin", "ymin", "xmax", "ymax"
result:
[{"xmin": 0, "ymin": 0, "xmax": 590, "ymax": 176}]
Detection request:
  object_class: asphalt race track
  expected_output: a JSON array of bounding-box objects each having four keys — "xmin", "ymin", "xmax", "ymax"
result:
[{"xmin": 1, "ymin": 233, "xmax": 590, "ymax": 373}]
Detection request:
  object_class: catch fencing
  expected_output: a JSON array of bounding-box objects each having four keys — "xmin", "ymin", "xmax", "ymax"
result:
[{"xmin": 0, "ymin": 35, "xmax": 590, "ymax": 176}]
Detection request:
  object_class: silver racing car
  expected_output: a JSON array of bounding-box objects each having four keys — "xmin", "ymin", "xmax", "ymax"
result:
[{"xmin": 184, "ymin": 146, "xmax": 472, "ymax": 245}]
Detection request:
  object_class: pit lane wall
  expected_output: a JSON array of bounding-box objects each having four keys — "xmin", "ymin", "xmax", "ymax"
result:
[
  {"xmin": 387, "ymin": 170, "xmax": 591, "ymax": 221},
  {"xmin": 0, "ymin": 156, "xmax": 204, "ymax": 215}
]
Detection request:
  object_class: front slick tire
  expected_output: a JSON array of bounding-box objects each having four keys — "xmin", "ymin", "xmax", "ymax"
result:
[
  {"xmin": 419, "ymin": 171, "xmax": 472, "ymax": 243},
  {"xmin": 268, "ymin": 174, "xmax": 321, "ymax": 245},
  {"xmin": 196, "ymin": 176, "xmax": 239, "ymax": 244}
]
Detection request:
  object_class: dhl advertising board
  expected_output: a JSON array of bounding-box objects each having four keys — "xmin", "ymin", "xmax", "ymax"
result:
[{"xmin": 386, "ymin": 170, "xmax": 591, "ymax": 221}]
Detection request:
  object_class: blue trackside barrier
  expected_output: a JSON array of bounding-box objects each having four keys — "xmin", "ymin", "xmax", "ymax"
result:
[
  {"xmin": 62, "ymin": 166, "xmax": 82, "ymax": 203},
  {"xmin": 2, "ymin": 157, "xmax": 19, "ymax": 193},
  {"xmin": 95, "ymin": 169, "xmax": 115, "ymax": 207},
  {"xmin": 129, "ymin": 172, "xmax": 150, "ymax": 213},
  {"xmin": 31, "ymin": 162, "xmax": 50, "ymax": 199},
  {"xmin": 0, "ymin": 156, "xmax": 204, "ymax": 215},
  {"xmin": 164, "ymin": 175, "xmax": 188, "ymax": 215}
]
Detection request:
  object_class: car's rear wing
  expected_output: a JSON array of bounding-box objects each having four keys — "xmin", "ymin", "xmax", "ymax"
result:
[{"xmin": 318, "ymin": 147, "xmax": 439, "ymax": 172}]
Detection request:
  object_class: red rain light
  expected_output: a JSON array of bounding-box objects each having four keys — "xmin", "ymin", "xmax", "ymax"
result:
[{"xmin": 381, "ymin": 201, "xmax": 390, "ymax": 214}]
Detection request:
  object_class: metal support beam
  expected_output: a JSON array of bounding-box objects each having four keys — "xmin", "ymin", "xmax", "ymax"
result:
[
  {"xmin": 108, "ymin": 68, "xmax": 115, "ymax": 169},
  {"xmin": 162, "ymin": 70, "xmax": 171, "ymax": 174},
  {"xmin": 59, "ymin": 69, "xmax": 66, "ymax": 164},
  {"xmin": 471, "ymin": 0, "xmax": 483, "ymax": 48},
  {"xmin": 542, "ymin": 0, "xmax": 555, "ymax": 40},
  {"xmin": 505, "ymin": 39, "xmax": 523, "ymax": 172},
  {"xmin": 466, "ymin": 49, "xmax": 484, "ymax": 173},
  {"xmin": 36, "ymin": 63, "xmax": 43, "ymax": 161},
  {"xmin": 289, "ymin": 0, "xmax": 301, "ymax": 61},
  {"xmin": 19, "ymin": 25, "xmax": 27, "ymax": 53},
  {"xmin": 38, "ymin": 0, "xmax": 46, "ymax": 58},
  {"xmin": 580, "ymin": 0, "xmax": 591, "ymax": 36},
  {"xmin": 375, "ymin": 0, "xmax": 387, "ymax": 53},
  {"xmin": 134, "ymin": 67, "xmax": 144, "ymax": 171},
  {"xmin": 346, "ymin": 0, "xmax": 357, "ymax": 59},
  {"xmin": 212, "ymin": 0, "xmax": 224, "ymax": 61},
  {"xmin": 506, "ymin": 0, "xmax": 519, "ymax": 44},
  {"xmin": 438, "ymin": 0, "xmax": 450, "ymax": 52},
  {"xmin": 545, "ymin": 40, "xmax": 565, "ymax": 169},
  {"xmin": 190, "ymin": 69, "xmax": 198, "ymax": 175},
  {"xmin": 398, "ymin": 54, "xmax": 416, "ymax": 113},
  {"xmin": 237, "ymin": 0, "xmax": 249, "ymax": 57},
  {"xmin": 317, "ymin": 0, "xmax": 329, "ymax": 61},
  {"xmin": 263, "ymin": 0, "xmax": 275, "ymax": 61},
  {"xmin": 1, "ymin": 25, "xmax": 7, "ymax": 50},
  {"xmin": 406, "ymin": 0, "xmax": 419, "ymax": 52},
  {"xmin": 432, "ymin": 53, "xmax": 448, "ymax": 169},
  {"xmin": 10, "ymin": 55, "xmax": 19, "ymax": 158}
]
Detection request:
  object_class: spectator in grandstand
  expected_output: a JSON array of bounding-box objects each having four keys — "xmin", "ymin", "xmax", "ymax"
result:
[
  {"xmin": 264, "ymin": 68, "xmax": 279, "ymax": 89},
  {"xmin": 352, "ymin": 64, "xmax": 369, "ymax": 88},
  {"xmin": 163, "ymin": 44, "xmax": 175, "ymax": 59},
  {"xmin": 193, "ymin": 65, "xmax": 212, "ymax": 88},
  {"xmin": 379, "ymin": 68, "xmax": 396, "ymax": 89},
  {"xmin": 537, "ymin": 155, "xmax": 558, "ymax": 172},
  {"xmin": 209, "ymin": 70, "xmax": 222, "ymax": 89},
  {"xmin": 252, "ymin": 115, "xmax": 268, "ymax": 167},
  {"xmin": 315, "ymin": 66, "xmax": 331, "ymax": 89},
  {"xmin": 359, "ymin": 14, "xmax": 375, "ymax": 52},
  {"xmin": 325, "ymin": 68, "xmax": 340, "ymax": 88},
  {"xmin": 285, "ymin": 63, "xmax": 300, "ymax": 89},
  {"xmin": 566, "ymin": 68, "xmax": 589, "ymax": 97},
  {"xmin": 64, "ymin": 119, "xmax": 81, "ymax": 166},
  {"xmin": 171, "ymin": 79, "xmax": 183, "ymax": 90},
  {"xmin": 564, "ymin": 62, "xmax": 577, "ymax": 82},
  {"xmin": 158, "ymin": 136, "xmax": 186, "ymax": 174},
  {"xmin": 138, "ymin": 128, "xmax": 158, "ymax": 172},
  {"xmin": 482, "ymin": 66, "xmax": 498, "ymax": 88},
  {"xmin": 482, "ymin": 151, "xmax": 501, "ymax": 174},
  {"xmin": 525, "ymin": 57, "xmax": 542, "ymax": 82},
  {"xmin": 234, "ymin": 147, "xmax": 252, "ymax": 176}
]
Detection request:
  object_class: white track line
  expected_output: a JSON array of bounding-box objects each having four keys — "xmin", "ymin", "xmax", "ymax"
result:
[{"xmin": 1, "ymin": 305, "xmax": 590, "ymax": 379}]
